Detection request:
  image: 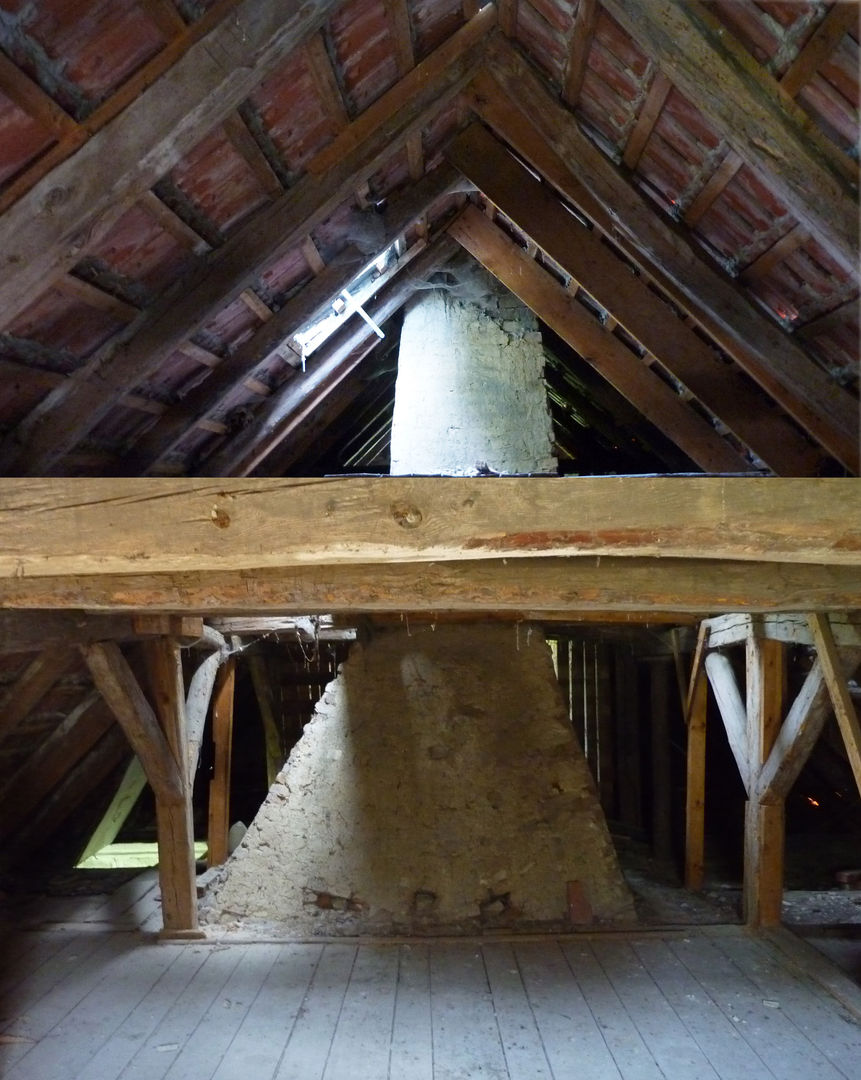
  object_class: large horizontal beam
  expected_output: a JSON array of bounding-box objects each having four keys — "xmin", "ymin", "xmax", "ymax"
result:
[
  {"xmin": 3, "ymin": 6, "xmax": 494, "ymax": 476},
  {"xmin": 449, "ymin": 205, "xmax": 750, "ymax": 473},
  {"xmin": 477, "ymin": 44, "xmax": 859, "ymax": 473},
  {"xmin": 0, "ymin": 479, "xmax": 859, "ymax": 579},
  {"xmin": 0, "ymin": 0, "xmax": 343, "ymax": 325},
  {"xmin": 600, "ymin": 0, "xmax": 858, "ymax": 269},
  {"xmin": 446, "ymin": 124, "xmax": 819, "ymax": 476},
  {"xmin": 1, "ymin": 557, "xmax": 859, "ymax": 618}
]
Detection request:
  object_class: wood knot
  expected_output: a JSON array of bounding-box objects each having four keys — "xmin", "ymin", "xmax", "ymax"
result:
[
  {"xmin": 391, "ymin": 502, "xmax": 422, "ymax": 529},
  {"xmin": 210, "ymin": 506, "xmax": 230, "ymax": 528}
]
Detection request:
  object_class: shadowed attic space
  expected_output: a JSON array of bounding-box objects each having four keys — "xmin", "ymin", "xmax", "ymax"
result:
[
  {"xmin": 2, "ymin": 613, "xmax": 861, "ymax": 937},
  {"xmin": 0, "ymin": 0, "xmax": 856, "ymax": 477}
]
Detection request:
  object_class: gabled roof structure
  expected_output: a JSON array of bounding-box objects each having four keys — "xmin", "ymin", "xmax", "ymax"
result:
[{"xmin": 0, "ymin": 0, "xmax": 856, "ymax": 478}]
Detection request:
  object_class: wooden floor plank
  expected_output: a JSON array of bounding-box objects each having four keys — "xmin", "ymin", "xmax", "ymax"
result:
[
  {"xmin": 514, "ymin": 940, "xmax": 622, "ymax": 1079},
  {"xmin": 0, "ymin": 933, "xmax": 135, "ymax": 1071},
  {"xmin": 82, "ymin": 871, "xmax": 159, "ymax": 922},
  {"xmin": 591, "ymin": 938, "xmax": 720, "ymax": 1079},
  {"xmin": 669, "ymin": 935, "xmax": 847, "ymax": 1080},
  {"xmin": 0, "ymin": 927, "xmax": 857, "ymax": 1080},
  {"xmin": 5, "ymin": 940, "xmax": 181, "ymax": 1079},
  {"xmin": 274, "ymin": 943, "xmax": 358, "ymax": 1080},
  {"xmin": 388, "ymin": 944, "xmax": 433, "ymax": 1080},
  {"xmin": 162, "ymin": 945, "xmax": 281, "ymax": 1080},
  {"xmin": 324, "ymin": 945, "xmax": 399, "ymax": 1080},
  {"xmin": 118, "ymin": 944, "xmax": 248, "ymax": 1080},
  {"xmin": 715, "ymin": 933, "xmax": 861, "ymax": 1078},
  {"xmin": 430, "ymin": 942, "xmax": 509, "ymax": 1080},
  {"xmin": 0, "ymin": 929, "xmax": 83, "ymax": 1004},
  {"xmin": 632, "ymin": 938, "xmax": 776, "ymax": 1079},
  {"xmin": 560, "ymin": 940, "xmax": 664, "ymax": 1079},
  {"xmin": 482, "ymin": 942, "xmax": 554, "ymax": 1079},
  {"xmin": 75, "ymin": 946, "xmax": 210, "ymax": 1080},
  {"xmin": 212, "ymin": 944, "xmax": 323, "ymax": 1080}
]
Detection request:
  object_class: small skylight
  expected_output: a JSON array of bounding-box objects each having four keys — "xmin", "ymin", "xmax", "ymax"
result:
[{"xmin": 290, "ymin": 242, "xmax": 399, "ymax": 363}]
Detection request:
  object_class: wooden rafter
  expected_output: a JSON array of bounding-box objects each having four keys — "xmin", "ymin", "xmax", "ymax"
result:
[
  {"xmin": 1, "ymin": 8, "xmax": 494, "ymax": 476},
  {"xmin": 739, "ymin": 223, "xmax": 810, "ymax": 283},
  {"xmin": 498, "ymin": 0, "xmax": 519, "ymax": 38},
  {"xmin": 384, "ymin": 0, "xmax": 416, "ymax": 75},
  {"xmin": 0, "ymin": 649, "xmax": 78, "ymax": 744},
  {"xmin": 562, "ymin": 0, "xmax": 597, "ymax": 106},
  {"xmin": 0, "ymin": 50, "xmax": 78, "ymax": 138},
  {"xmin": 476, "ymin": 44, "xmax": 859, "ymax": 472},
  {"xmin": 222, "ymin": 112, "xmax": 283, "ymax": 198},
  {"xmin": 622, "ymin": 70, "xmax": 672, "ymax": 170},
  {"xmin": 449, "ymin": 205, "xmax": 751, "ymax": 473},
  {"xmin": 599, "ymin": 0, "xmax": 858, "ymax": 270},
  {"xmin": 0, "ymin": 692, "xmax": 112, "ymax": 839},
  {"xmin": 0, "ymin": 0, "xmax": 342, "ymax": 324},
  {"xmin": 780, "ymin": 4, "xmax": 859, "ymax": 99},
  {"xmin": 5, "ymin": 725, "xmax": 128, "ymax": 863},
  {"xmin": 682, "ymin": 148, "xmax": 744, "ymax": 226},
  {"xmin": 446, "ymin": 124, "xmax": 821, "ymax": 476},
  {"xmin": 138, "ymin": 0, "xmax": 188, "ymax": 38}
]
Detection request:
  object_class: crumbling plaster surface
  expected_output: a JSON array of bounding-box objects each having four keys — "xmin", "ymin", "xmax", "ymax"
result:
[
  {"xmin": 203, "ymin": 624, "xmax": 633, "ymax": 935},
  {"xmin": 390, "ymin": 288, "xmax": 558, "ymax": 476}
]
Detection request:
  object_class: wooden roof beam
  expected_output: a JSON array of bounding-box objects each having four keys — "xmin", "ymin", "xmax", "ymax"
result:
[
  {"xmin": 449, "ymin": 205, "xmax": 751, "ymax": 473},
  {"xmin": 1, "ymin": 555, "xmax": 860, "ymax": 619},
  {"xmin": 0, "ymin": 648, "xmax": 78, "ymax": 744},
  {"xmin": 0, "ymin": 0, "xmax": 344, "ymax": 325},
  {"xmin": 562, "ymin": 0, "xmax": 598, "ymax": 107},
  {"xmin": 599, "ymin": 0, "xmax": 858, "ymax": 270},
  {"xmin": 476, "ymin": 43, "xmax": 859, "ymax": 472},
  {"xmin": 446, "ymin": 124, "xmax": 821, "ymax": 476},
  {"xmin": 0, "ymin": 612, "xmax": 203, "ymax": 656},
  {"xmin": 2, "ymin": 478, "xmax": 858, "ymax": 575},
  {"xmin": 780, "ymin": 4, "xmax": 859, "ymax": 99},
  {"xmin": 1, "ymin": 7, "xmax": 494, "ymax": 476}
]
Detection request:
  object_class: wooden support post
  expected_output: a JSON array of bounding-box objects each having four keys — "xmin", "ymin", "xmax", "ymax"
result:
[
  {"xmin": 649, "ymin": 658, "xmax": 673, "ymax": 862},
  {"xmin": 144, "ymin": 638, "xmax": 201, "ymax": 938},
  {"xmin": 685, "ymin": 672, "xmax": 707, "ymax": 890},
  {"xmin": 808, "ymin": 614, "xmax": 861, "ymax": 797},
  {"xmin": 570, "ymin": 640, "xmax": 586, "ymax": 752},
  {"xmin": 250, "ymin": 653, "xmax": 284, "ymax": 788},
  {"xmin": 556, "ymin": 636, "xmax": 571, "ymax": 722},
  {"xmin": 84, "ymin": 639, "xmax": 200, "ymax": 935},
  {"xmin": 597, "ymin": 642, "xmax": 615, "ymax": 816},
  {"xmin": 614, "ymin": 647, "xmax": 642, "ymax": 830},
  {"xmin": 207, "ymin": 657, "xmax": 236, "ymax": 867},
  {"xmin": 743, "ymin": 634, "xmax": 785, "ymax": 928},
  {"xmin": 584, "ymin": 641, "xmax": 599, "ymax": 781}
]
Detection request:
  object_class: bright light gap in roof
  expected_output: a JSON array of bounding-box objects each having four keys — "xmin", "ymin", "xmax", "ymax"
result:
[{"xmin": 290, "ymin": 243, "xmax": 398, "ymax": 364}]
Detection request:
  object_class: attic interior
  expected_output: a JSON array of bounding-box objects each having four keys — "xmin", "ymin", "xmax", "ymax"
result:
[{"xmin": 1, "ymin": 0, "xmax": 860, "ymax": 1077}]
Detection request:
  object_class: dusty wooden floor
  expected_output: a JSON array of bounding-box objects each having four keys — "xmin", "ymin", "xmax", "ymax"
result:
[{"xmin": 2, "ymin": 879, "xmax": 860, "ymax": 1079}]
